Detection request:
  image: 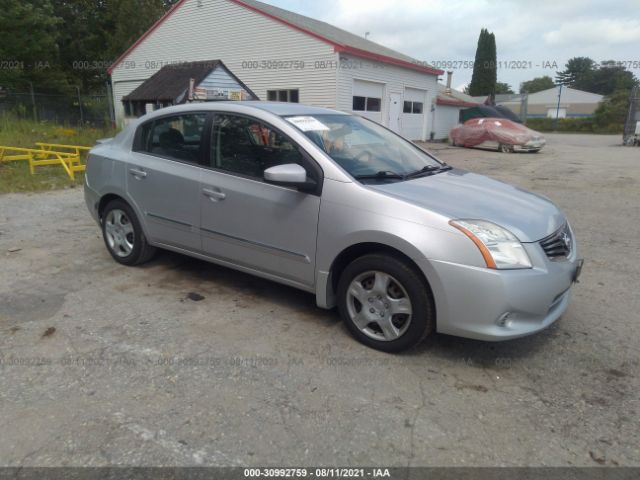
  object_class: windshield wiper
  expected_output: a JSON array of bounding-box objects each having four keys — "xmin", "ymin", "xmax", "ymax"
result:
[
  {"xmin": 354, "ymin": 170, "xmax": 406, "ymax": 181},
  {"xmin": 404, "ymin": 164, "xmax": 452, "ymax": 179}
]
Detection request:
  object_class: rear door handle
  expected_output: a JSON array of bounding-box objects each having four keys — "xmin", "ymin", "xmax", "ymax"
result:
[
  {"xmin": 202, "ymin": 187, "xmax": 226, "ymax": 201},
  {"xmin": 129, "ymin": 168, "xmax": 147, "ymax": 178}
]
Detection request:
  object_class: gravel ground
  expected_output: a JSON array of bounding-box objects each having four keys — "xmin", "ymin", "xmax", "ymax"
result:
[{"xmin": 0, "ymin": 133, "xmax": 638, "ymax": 467}]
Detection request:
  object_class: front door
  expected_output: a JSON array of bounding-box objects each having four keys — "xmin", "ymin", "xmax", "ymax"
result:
[
  {"xmin": 199, "ymin": 113, "xmax": 321, "ymax": 287},
  {"xmin": 126, "ymin": 112, "xmax": 208, "ymax": 251},
  {"xmin": 388, "ymin": 93, "xmax": 403, "ymax": 133}
]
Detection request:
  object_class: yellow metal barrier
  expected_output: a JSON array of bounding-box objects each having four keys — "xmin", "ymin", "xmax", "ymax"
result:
[
  {"xmin": 35, "ymin": 143, "xmax": 92, "ymax": 179},
  {"xmin": 0, "ymin": 144, "xmax": 88, "ymax": 180},
  {"xmin": 0, "ymin": 143, "xmax": 92, "ymax": 180}
]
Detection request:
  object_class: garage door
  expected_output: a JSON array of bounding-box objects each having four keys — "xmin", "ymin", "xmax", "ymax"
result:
[
  {"xmin": 402, "ymin": 88, "xmax": 427, "ymax": 140},
  {"xmin": 352, "ymin": 79, "xmax": 384, "ymax": 124}
]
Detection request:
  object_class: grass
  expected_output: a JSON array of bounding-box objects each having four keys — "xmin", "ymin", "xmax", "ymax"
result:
[{"xmin": 0, "ymin": 115, "xmax": 117, "ymax": 194}]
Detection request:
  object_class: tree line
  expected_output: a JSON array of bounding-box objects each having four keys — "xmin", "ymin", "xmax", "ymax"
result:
[
  {"xmin": 467, "ymin": 29, "xmax": 638, "ymax": 97},
  {"xmin": 0, "ymin": 0, "xmax": 177, "ymax": 94}
]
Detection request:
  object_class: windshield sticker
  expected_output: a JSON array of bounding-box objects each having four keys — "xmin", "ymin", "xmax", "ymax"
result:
[{"xmin": 286, "ymin": 116, "xmax": 330, "ymax": 132}]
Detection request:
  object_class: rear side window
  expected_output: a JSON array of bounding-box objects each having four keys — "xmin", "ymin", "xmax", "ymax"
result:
[
  {"xmin": 137, "ymin": 113, "xmax": 208, "ymax": 163},
  {"xmin": 210, "ymin": 114, "xmax": 306, "ymax": 178}
]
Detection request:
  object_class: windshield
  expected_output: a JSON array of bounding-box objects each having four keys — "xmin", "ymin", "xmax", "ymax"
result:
[{"xmin": 285, "ymin": 114, "xmax": 443, "ymax": 181}]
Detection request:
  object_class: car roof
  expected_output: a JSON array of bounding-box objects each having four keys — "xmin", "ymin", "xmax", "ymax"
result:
[{"xmin": 139, "ymin": 101, "xmax": 348, "ymax": 118}]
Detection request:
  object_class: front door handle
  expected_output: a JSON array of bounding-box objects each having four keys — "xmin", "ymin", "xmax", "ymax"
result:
[
  {"xmin": 202, "ymin": 187, "xmax": 226, "ymax": 201},
  {"xmin": 129, "ymin": 168, "xmax": 147, "ymax": 178}
]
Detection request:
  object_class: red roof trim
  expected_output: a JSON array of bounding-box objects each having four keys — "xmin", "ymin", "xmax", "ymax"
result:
[
  {"xmin": 436, "ymin": 97, "xmax": 478, "ymax": 108},
  {"xmin": 108, "ymin": 0, "xmax": 188, "ymax": 74},
  {"xmin": 228, "ymin": 0, "xmax": 340, "ymax": 47},
  {"xmin": 334, "ymin": 46, "xmax": 443, "ymax": 76},
  {"xmin": 109, "ymin": 0, "xmax": 443, "ymax": 77}
]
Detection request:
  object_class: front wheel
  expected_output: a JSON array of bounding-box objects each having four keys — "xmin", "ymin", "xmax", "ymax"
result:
[
  {"xmin": 499, "ymin": 143, "xmax": 514, "ymax": 153},
  {"xmin": 337, "ymin": 254, "xmax": 435, "ymax": 352},
  {"xmin": 101, "ymin": 199, "xmax": 156, "ymax": 266}
]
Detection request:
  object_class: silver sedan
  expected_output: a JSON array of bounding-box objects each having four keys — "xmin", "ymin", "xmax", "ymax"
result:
[{"xmin": 85, "ymin": 102, "xmax": 583, "ymax": 352}]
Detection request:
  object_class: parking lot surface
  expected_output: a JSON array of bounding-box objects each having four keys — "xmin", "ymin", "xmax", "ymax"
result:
[{"xmin": 0, "ymin": 133, "xmax": 638, "ymax": 466}]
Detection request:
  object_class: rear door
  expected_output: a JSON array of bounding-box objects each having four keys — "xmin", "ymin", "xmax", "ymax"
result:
[
  {"xmin": 127, "ymin": 112, "xmax": 208, "ymax": 251},
  {"xmin": 199, "ymin": 113, "xmax": 321, "ymax": 287}
]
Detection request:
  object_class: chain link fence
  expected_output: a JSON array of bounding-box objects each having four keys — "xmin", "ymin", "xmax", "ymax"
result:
[{"xmin": 0, "ymin": 87, "xmax": 114, "ymax": 127}]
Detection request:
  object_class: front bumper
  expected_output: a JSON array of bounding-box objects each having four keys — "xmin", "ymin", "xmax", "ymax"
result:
[
  {"xmin": 514, "ymin": 139, "xmax": 546, "ymax": 152},
  {"xmin": 425, "ymin": 242, "xmax": 582, "ymax": 341}
]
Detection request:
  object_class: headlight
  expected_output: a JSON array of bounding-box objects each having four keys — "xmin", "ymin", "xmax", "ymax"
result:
[{"xmin": 449, "ymin": 219, "xmax": 532, "ymax": 269}]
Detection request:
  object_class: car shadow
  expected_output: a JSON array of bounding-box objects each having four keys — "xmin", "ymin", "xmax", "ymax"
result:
[
  {"xmin": 139, "ymin": 249, "xmax": 339, "ymax": 325},
  {"xmin": 139, "ymin": 250, "xmax": 557, "ymax": 362}
]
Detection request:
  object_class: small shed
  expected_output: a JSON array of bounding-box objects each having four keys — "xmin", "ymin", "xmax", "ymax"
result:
[
  {"xmin": 122, "ymin": 60, "xmax": 258, "ymax": 118},
  {"xmin": 431, "ymin": 80, "xmax": 478, "ymax": 140}
]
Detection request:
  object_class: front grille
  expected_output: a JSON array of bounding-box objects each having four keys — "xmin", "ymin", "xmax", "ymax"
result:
[{"xmin": 540, "ymin": 223, "xmax": 572, "ymax": 260}]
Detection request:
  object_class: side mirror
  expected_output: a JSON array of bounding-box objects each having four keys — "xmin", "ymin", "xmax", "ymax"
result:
[{"xmin": 264, "ymin": 164, "xmax": 316, "ymax": 191}]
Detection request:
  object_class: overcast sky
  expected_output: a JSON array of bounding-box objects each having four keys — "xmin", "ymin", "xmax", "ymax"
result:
[{"xmin": 263, "ymin": 0, "xmax": 640, "ymax": 92}]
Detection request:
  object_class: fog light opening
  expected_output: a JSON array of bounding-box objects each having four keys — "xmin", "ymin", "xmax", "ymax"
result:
[{"xmin": 497, "ymin": 312, "xmax": 513, "ymax": 328}]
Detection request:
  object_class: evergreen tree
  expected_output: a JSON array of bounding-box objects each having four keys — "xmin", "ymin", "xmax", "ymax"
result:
[{"xmin": 468, "ymin": 29, "xmax": 497, "ymax": 97}]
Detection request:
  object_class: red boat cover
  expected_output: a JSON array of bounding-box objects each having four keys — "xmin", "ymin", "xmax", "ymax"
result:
[{"xmin": 450, "ymin": 118, "xmax": 542, "ymax": 147}]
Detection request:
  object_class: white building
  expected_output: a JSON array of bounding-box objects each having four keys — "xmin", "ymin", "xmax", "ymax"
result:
[
  {"xmin": 430, "ymin": 76, "xmax": 478, "ymax": 140},
  {"xmin": 473, "ymin": 87, "xmax": 604, "ymax": 119},
  {"xmin": 108, "ymin": 0, "xmax": 443, "ymax": 140}
]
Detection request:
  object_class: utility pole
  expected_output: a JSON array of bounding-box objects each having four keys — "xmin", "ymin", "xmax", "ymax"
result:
[{"xmin": 554, "ymin": 84, "xmax": 563, "ymax": 131}]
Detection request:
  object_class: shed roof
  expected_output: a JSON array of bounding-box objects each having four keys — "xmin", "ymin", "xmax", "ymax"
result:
[{"xmin": 122, "ymin": 60, "xmax": 256, "ymax": 103}]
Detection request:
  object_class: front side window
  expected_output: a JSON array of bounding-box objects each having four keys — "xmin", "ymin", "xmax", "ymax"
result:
[
  {"xmin": 285, "ymin": 114, "xmax": 442, "ymax": 181},
  {"xmin": 210, "ymin": 114, "xmax": 306, "ymax": 178},
  {"xmin": 139, "ymin": 113, "xmax": 207, "ymax": 163}
]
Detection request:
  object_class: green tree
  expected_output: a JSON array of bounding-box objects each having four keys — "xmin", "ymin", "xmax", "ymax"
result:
[
  {"xmin": 589, "ymin": 60, "xmax": 638, "ymax": 95},
  {"xmin": 495, "ymin": 82, "xmax": 514, "ymax": 94},
  {"xmin": 556, "ymin": 57, "xmax": 596, "ymax": 90},
  {"xmin": 593, "ymin": 89, "xmax": 631, "ymax": 129},
  {"xmin": 0, "ymin": 0, "xmax": 67, "ymax": 92},
  {"xmin": 468, "ymin": 28, "xmax": 497, "ymax": 97},
  {"xmin": 107, "ymin": 0, "xmax": 169, "ymax": 60},
  {"xmin": 520, "ymin": 76, "xmax": 555, "ymax": 94}
]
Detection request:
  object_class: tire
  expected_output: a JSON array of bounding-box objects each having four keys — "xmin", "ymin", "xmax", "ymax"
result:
[
  {"xmin": 499, "ymin": 143, "xmax": 514, "ymax": 153},
  {"xmin": 101, "ymin": 199, "xmax": 156, "ymax": 266},
  {"xmin": 337, "ymin": 253, "xmax": 435, "ymax": 352}
]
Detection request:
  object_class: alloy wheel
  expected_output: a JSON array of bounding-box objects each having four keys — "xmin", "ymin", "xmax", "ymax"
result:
[
  {"xmin": 345, "ymin": 270, "xmax": 413, "ymax": 341},
  {"xmin": 104, "ymin": 209, "xmax": 135, "ymax": 257}
]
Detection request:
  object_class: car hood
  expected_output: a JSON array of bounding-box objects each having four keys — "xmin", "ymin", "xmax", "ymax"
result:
[{"xmin": 369, "ymin": 168, "xmax": 565, "ymax": 242}]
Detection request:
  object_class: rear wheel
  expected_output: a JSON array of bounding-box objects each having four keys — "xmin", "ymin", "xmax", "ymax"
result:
[
  {"xmin": 102, "ymin": 199, "xmax": 156, "ymax": 266},
  {"xmin": 337, "ymin": 254, "xmax": 435, "ymax": 352}
]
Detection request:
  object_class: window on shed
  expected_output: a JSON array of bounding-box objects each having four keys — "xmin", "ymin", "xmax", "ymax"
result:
[
  {"xmin": 403, "ymin": 101, "xmax": 412, "ymax": 114},
  {"xmin": 412, "ymin": 102, "xmax": 424, "ymax": 114}
]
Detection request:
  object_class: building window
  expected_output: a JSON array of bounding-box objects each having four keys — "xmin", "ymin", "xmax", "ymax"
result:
[
  {"xmin": 353, "ymin": 95, "xmax": 381, "ymax": 112},
  {"xmin": 403, "ymin": 101, "xmax": 424, "ymax": 114},
  {"xmin": 267, "ymin": 89, "xmax": 299, "ymax": 103}
]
